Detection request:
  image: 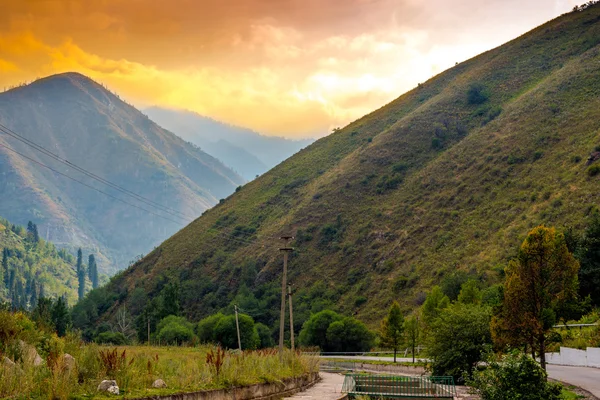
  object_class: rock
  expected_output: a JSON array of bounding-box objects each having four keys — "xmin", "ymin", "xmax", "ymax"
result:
[
  {"xmin": 97, "ymin": 380, "xmax": 118, "ymax": 392},
  {"xmin": 18, "ymin": 340, "xmax": 43, "ymax": 366},
  {"xmin": 63, "ymin": 353, "xmax": 76, "ymax": 370},
  {"xmin": 3, "ymin": 357, "xmax": 15, "ymax": 367},
  {"xmin": 152, "ymin": 379, "xmax": 167, "ymax": 388},
  {"xmin": 107, "ymin": 385, "xmax": 120, "ymax": 395}
]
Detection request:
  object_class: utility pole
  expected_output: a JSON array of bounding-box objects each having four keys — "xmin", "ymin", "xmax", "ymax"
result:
[
  {"xmin": 288, "ymin": 284, "xmax": 295, "ymax": 352},
  {"xmin": 279, "ymin": 235, "xmax": 293, "ymax": 362},
  {"xmin": 234, "ymin": 305, "xmax": 242, "ymax": 352}
]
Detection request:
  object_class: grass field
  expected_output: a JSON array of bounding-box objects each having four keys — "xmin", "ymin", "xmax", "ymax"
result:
[{"xmin": 0, "ymin": 344, "xmax": 318, "ymax": 399}]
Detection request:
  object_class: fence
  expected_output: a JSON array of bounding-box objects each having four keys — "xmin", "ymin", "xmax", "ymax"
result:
[
  {"xmin": 341, "ymin": 374, "xmax": 455, "ymax": 398},
  {"xmin": 545, "ymin": 347, "xmax": 600, "ymax": 368}
]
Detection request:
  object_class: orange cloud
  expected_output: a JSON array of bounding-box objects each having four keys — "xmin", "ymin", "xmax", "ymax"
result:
[{"xmin": 0, "ymin": 0, "xmax": 577, "ymax": 137}]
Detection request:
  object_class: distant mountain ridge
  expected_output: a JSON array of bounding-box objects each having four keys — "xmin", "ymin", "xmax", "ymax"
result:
[
  {"xmin": 0, "ymin": 72, "xmax": 245, "ymax": 273},
  {"xmin": 144, "ymin": 107, "xmax": 314, "ymax": 180}
]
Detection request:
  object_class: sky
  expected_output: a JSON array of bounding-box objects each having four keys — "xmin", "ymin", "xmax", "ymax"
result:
[{"xmin": 0, "ymin": 0, "xmax": 579, "ymax": 138}]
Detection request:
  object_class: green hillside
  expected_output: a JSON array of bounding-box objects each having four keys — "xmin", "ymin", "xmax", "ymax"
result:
[
  {"xmin": 79, "ymin": 4, "xmax": 600, "ymax": 333},
  {"xmin": 0, "ymin": 216, "xmax": 84, "ymax": 306},
  {"xmin": 0, "ymin": 73, "xmax": 245, "ymax": 273}
]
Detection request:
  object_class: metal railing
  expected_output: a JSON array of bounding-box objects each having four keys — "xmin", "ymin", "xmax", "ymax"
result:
[{"xmin": 342, "ymin": 374, "xmax": 455, "ymax": 398}]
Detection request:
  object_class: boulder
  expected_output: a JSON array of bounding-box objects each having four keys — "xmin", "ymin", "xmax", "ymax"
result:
[
  {"xmin": 98, "ymin": 380, "xmax": 118, "ymax": 392},
  {"xmin": 152, "ymin": 379, "xmax": 167, "ymax": 388},
  {"xmin": 107, "ymin": 385, "xmax": 120, "ymax": 395},
  {"xmin": 3, "ymin": 357, "xmax": 15, "ymax": 367},
  {"xmin": 63, "ymin": 353, "xmax": 76, "ymax": 370},
  {"xmin": 18, "ymin": 340, "xmax": 43, "ymax": 366}
]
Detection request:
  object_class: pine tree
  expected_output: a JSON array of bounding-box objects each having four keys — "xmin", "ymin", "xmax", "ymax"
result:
[
  {"xmin": 379, "ymin": 301, "xmax": 405, "ymax": 362},
  {"xmin": 76, "ymin": 248, "xmax": 85, "ymax": 300},
  {"xmin": 88, "ymin": 254, "xmax": 98, "ymax": 289},
  {"xmin": 52, "ymin": 296, "xmax": 70, "ymax": 336},
  {"xmin": 32, "ymin": 223, "xmax": 40, "ymax": 244},
  {"xmin": 0, "ymin": 248, "xmax": 7, "ymax": 289}
]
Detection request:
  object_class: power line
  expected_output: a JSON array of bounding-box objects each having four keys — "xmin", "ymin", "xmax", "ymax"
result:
[
  {"xmin": 0, "ymin": 123, "xmax": 193, "ymax": 222},
  {"xmin": 0, "ymin": 143, "xmax": 186, "ymax": 225}
]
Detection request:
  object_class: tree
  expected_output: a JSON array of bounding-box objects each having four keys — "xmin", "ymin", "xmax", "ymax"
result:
[
  {"xmin": 428, "ymin": 303, "xmax": 492, "ymax": 383},
  {"xmin": 52, "ymin": 296, "xmax": 71, "ymax": 336},
  {"xmin": 88, "ymin": 254, "xmax": 99, "ymax": 289},
  {"xmin": 0, "ymin": 248, "xmax": 7, "ymax": 289},
  {"xmin": 31, "ymin": 297, "xmax": 54, "ymax": 331},
  {"xmin": 578, "ymin": 211, "xmax": 600, "ymax": 305},
  {"xmin": 160, "ymin": 282, "xmax": 180, "ymax": 317},
  {"xmin": 421, "ymin": 286, "xmax": 450, "ymax": 328},
  {"xmin": 255, "ymin": 323, "xmax": 275, "ymax": 348},
  {"xmin": 214, "ymin": 314, "xmax": 259, "ymax": 350},
  {"xmin": 197, "ymin": 313, "xmax": 225, "ymax": 343},
  {"xmin": 76, "ymin": 248, "xmax": 85, "ymax": 301},
  {"xmin": 326, "ymin": 317, "xmax": 374, "ymax": 352},
  {"xmin": 26, "ymin": 221, "xmax": 39, "ymax": 244},
  {"xmin": 298, "ymin": 310, "xmax": 342, "ymax": 351},
  {"xmin": 113, "ymin": 307, "xmax": 135, "ymax": 341},
  {"xmin": 379, "ymin": 301, "xmax": 404, "ymax": 362},
  {"xmin": 404, "ymin": 315, "xmax": 420, "ymax": 363},
  {"xmin": 493, "ymin": 226, "xmax": 579, "ymax": 371},
  {"xmin": 458, "ymin": 279, "xmax": 482, "ymax": 305},
  {"xmin": 156, "ymin": 315, "xmax": 196, "ymax": 345}
]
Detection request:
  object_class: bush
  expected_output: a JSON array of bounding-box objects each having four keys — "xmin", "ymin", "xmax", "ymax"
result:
[
  {"xmin": 299, "ymin": 310, "xmax": 373, "ymax": 352},
  {"xmin": 157, "ymin": 322, "xmax": 196, "ymax": 345},
  {"xmin": 96, "ymin": 331, "xmax": 127, "ymax": 345},
  {"xmin": 197, "ymin": 313, "xmax": 225, "ymax": 343},
  {"xmin": 588, "ymin": 164, "xmax": 600, "ymax": 177},
  {"xmin": 428, "ymin": 303, "xmax": 492, "ymax": 383},
  {"xmin": 255, "ymin": 323, "xmax": 275, "ymax": 348},
  {"xmin": 467, "ymin": 83, "xmax": 489, "ymax": 105},
  {"xmin": 469, "ymin": 352, "xmax": 562, "ymax": 400},
  {"xmin": 298, "ymin": 310, "xmax": 342, "ymax": 350}
]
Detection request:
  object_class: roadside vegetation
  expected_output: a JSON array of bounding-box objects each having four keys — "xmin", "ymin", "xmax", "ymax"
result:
[{"xmin": 0, "ymin": 308, "xmax": 318, "ymax": 399}]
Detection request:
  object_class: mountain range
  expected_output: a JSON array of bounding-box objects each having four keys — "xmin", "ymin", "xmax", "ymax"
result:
[
  {"xmin": 144, "ymin": 107, "xmax": 314, "ymax": 180},
  {"xmin": 0, "ymin": 73, "xmax": 245, "ymax": 273}
]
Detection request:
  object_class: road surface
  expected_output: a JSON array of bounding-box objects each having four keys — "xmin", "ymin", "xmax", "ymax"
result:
[
  {"xmin": 547, "ymin": 365, "xmax": 600, "ymax": 398},
  {"xmin": 284, "ymin": 372, "xmax": 345, "ymax": 399},
  {"xmin": 323, "ymin": 355, "xmax": 423, "ymax": 363}
]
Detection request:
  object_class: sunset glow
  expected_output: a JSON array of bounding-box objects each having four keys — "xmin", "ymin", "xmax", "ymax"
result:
[{"xmin": 0, "ymin": 0, "xmax": 578, "ymax": 137}]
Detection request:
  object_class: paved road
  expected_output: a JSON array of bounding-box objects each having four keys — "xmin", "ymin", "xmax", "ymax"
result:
[
  {"xmin": 284, "ymin": 372, "xmax": 345, "ymax": 400},
  {"xmin": 547, "ymin": 365, "xmax": 600, "ymax": 398}
]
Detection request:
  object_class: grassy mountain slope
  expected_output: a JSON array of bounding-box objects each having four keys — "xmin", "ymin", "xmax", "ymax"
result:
[
  {"xmin": 144, "ymin": 107, "xmax": 313, "ymax": 180},
  {"xmin": 0, "ymin": 73, "xmax": 245, "ymax": 273},
  {"xmin": 0, "ymin": 216, "xmax": 80, "ymax": 305},
  {"xmin": 91, "ymin": 5, "xmax": 600, "ymax": 327}
]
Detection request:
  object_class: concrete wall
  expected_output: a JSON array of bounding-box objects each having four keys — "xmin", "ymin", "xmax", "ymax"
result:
[
  {"xmin": 545, "ymin": 347, "xmax": 600, "ymax": 368},
  {"xmin": 132, "ymin": 372, "xmax": 320, "ymax": 400}
]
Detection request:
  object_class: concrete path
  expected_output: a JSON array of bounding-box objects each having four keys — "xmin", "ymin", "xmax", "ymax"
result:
[
  {"xmin": 322, "ymin": 355, "xmax": 423, "ymax": 363},
  {"xmin": 284, "ymin": 372, "xmax": 345, "ymax": 399},
  {"xmin": 547, "ymin": 365, "xmax": 600, "ymax": 398}
]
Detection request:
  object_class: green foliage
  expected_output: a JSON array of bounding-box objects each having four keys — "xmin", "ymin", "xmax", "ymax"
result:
[
  {"xmin": 379, "ymin": 302, "xmax": 404, "ymax": 360},
  {"xmin": 458, "ymin": 279, "xmax": 482, "ymax": 305},
  {"xmin": 255, "ymin": 323, "xmax": 275, "ymax": 348},
  {"xmin": 467, "ymin": 83, "xmax": 489, "ymax": 105},
  {"xmin": 587, "ymin": 164, "xmax": 600, "ymax": 176},
  {"xmin": 51, "ymin": 296, "xmax": 71, "ymax": 337},
  {"xmin": 156, "ymin": 315, "xmax": 196, "ymax": 345},
  {"xmin": 468, "ymin": 351, "xmax": 563, "ymax": 400},
  {"xmin": 214, "ymin": 314, "xmax": 259, "ymax": 350},
  {"xmin": 298, "ymin": 310, "xmax": 342, "ymax": 350},
  {"xmin": 96, "ymin": 331, "xmax": 127, "ymax": 345},
  {"xmin": 326, "ymin": 317, "xmax": 375, "ymax": 352},
  {"xmin": 428, "ymin": 303, "xmax": 492, "ymax": 383},
  {"xmin": 422, "ymin": 286, "xmax": 450, "ymax": 327},
  {"xmin": 197, "ymin": 313, "xmax": 225, "ymax": 343},
  {"xmin": 577, "ymin": 210, "xmax": 600, "ymax": 305}
]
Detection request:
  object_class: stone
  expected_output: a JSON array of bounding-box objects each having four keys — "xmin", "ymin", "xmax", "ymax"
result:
[
  {"xmin": 98, "ymin": 380, "xmax": 118, "ymax": 392},
  {"xmin": 18, "ymin": 339, "xmax": 43, "ymax": 366},
  {"xmin": 3, "ymin": 356, "xmax": 15, "ymax": 367},
  {"xmin": 152, "ymin": 379, "xmax": 167, "ymax": 388},
  {"xmin": 107, "ymin": 385, "xmax": 120, "ymax": 395},
  {"xmin": 63, "ymin": 353, "xmax": 76, "ymax": 370}
]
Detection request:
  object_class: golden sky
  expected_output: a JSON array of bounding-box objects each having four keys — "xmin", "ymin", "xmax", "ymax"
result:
[{"xmin": 0, "ymin": 0, "xmax": 578, "ymax": 138}]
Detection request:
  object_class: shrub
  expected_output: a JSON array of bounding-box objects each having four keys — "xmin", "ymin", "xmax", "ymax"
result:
[
  {"xmin": 96, "ymin": 331, "xmax": 127, "ymax": 345},
  {"xmin": 255, "ymin": 323, "xmax": 275, "ymax": 348},
  {"xmin": 157, "ymin": 322, "xmax": 196, "ymax": 345},
  {"xmin": 588, "ymin": 164, "xmax": 600, "ymax": 177},
  {"xmin": 325, "ymin": 317, "xmax": 375, "ymax": 352},
  {"xmin": 197, "ymin": 313, "xmax": 225, "ymax": 343},
  {"xmin": 467, "ymin": 83, "xmax": 489, "ymax": 105},
  {"xmin": 469, "ymin": 351, "xmax": 562, "ymax": 400},
  {"xmin": 214, "ymin": 314, "xmax": 259, "ymax": 350}
]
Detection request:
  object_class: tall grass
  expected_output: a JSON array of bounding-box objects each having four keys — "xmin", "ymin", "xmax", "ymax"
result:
[{"xmin": 0, "ymin": 341, "xmax": 318, "ymax": 399}]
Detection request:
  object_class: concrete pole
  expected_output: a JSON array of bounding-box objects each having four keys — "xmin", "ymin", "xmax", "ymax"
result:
[
  {"xmin": 279, "ymin": 236, "xmax": 293, "ymax": 363},
  {"xmin": 235, "ymin": 305, "xmax": 242, "ymax": 351},
  {"xmin": 288, "ymin": 284, "xmax": 295, "ymax": 352}
]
